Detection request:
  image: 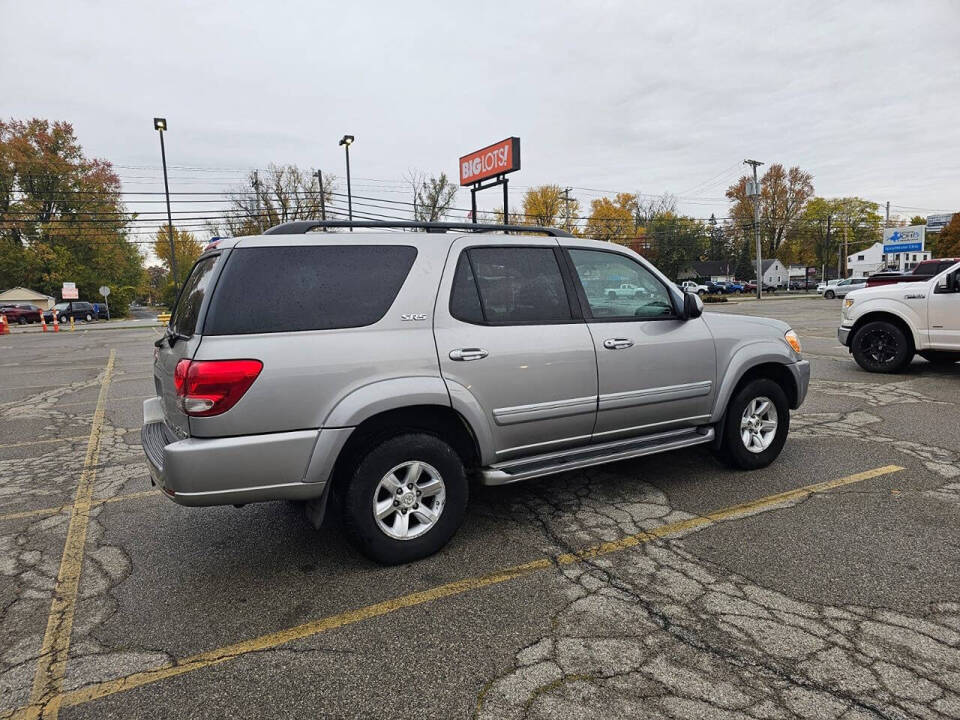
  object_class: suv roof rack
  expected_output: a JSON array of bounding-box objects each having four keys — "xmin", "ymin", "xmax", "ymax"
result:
[{"xmin": 262, "ymin": 220, "xmax": 573, "ymax": 237}]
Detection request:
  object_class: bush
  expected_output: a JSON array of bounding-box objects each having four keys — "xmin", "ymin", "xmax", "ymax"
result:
[{"xmin": 702, "ymin": 294, "xmax": 728, "ymax": 303}]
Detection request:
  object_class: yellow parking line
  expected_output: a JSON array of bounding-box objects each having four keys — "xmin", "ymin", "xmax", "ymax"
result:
[
  {"xmin": 0, "ymin": 490, "xmax": 161, "ymax": 524},
  {"xmin": 20, "ymin": 350, "xmax": 115, "ymax": 720},
  {"xmin": 13, "ymin": 463, "xmax": 900, "ymax": 715}
]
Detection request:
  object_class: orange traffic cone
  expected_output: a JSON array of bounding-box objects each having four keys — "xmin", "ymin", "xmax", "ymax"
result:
[
  {"xmin": 40, "ymin": 312, "xmax": 47, "ymax": 332},
  {"xmin": 52, "ymin": 313, "xmax": 60, "ymax": 332},
  {"xmin": 0, "ymin": 315, "xmax": 8, "ymax": 335}
]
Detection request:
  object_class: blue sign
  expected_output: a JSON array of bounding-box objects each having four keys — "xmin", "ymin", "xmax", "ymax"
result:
[{"xmin": 884, "ymin": 242, "xmax": 923, "ymax": 253}]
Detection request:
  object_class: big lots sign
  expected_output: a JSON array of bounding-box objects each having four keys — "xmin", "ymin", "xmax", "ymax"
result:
[{"xmin": 459, "ymin": 137, "xmax": 520, "ymax": 186}]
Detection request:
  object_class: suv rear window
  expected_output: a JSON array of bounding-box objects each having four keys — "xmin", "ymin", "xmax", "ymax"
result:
[
  {"xmin": 203, "ymin": 245, "xmax": 417, "ymax": 335},
  {"xmin": 170, "ymin": 255, "xmax": 219, "ymax": 337}
]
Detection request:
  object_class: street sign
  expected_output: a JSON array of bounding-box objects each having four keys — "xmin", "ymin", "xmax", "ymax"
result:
[
  {"xmin": 459, "ymin": 137, "xmax": 520, "ymax": 186},
  {"xmin": 883, "ymin": 226, "xmax": 925, "ymax": 254},
  {"xmin": 62, "ymin": 282, "xmax": 78, "ymax": 300},
  {"xmin": 99, "ymin": 286, "xmax": 110, "ymax": 297}
]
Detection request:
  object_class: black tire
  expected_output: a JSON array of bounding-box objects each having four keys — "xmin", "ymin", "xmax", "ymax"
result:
[
  {"xmin": 607, "ymin": 290, "xmax": 616, "ymax": 299},
  {"xmin": 851, "ymin": 320, "xmax": 913, "ymax": 373},
  {"xmin": 17, "ymin": 317, "xmax": 27, "ymax": 325},
  {"xmin": 59, "ymin": 314, "xmax": 68, "ymax": 323},
  {"xmin": 697, "ymin": 289, "xmax": 705, "ymax": 296},
  {"xmin": 84, "ymin": 313, "xmax": 93, "ymax": 322},
  {"xmin": 341, "ymin": 433, "xmax": 468, "ymax": 565},
  {"xmin": 717, "ymin": 378, "xmax": 790, "ymax": 470},
  {"xmin": 919, "ymin": 351, "xmax": 960, "ymax": 365},
  {"xmin": 824, "ymin": 290, "xmax": 835, "ymax": 299}
]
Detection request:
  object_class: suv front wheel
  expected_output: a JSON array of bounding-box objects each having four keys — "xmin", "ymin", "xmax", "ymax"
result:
[
  {"xmin": 341, "ymin": 433, "xmax": 468, "ymax": 565},
  {"xmin": 717, "ymin": 378, "xmax": 790, "ymax": 470}
]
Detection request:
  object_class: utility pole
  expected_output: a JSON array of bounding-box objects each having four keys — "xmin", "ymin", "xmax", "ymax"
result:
[
  {"xmin": 561, "ymin": 187, "xmax": 574, "ymax": 232},
  {"xmin": 314, "ymin": 170, "xmax": 326, "ymax": 221},
  {"xmin": 252, "ymin": 170, "xmax": 263, "ymax": 233},
  {"xmin": 825, "ymin": 214, "xmax": 832, "ymax": 280},
  {"xmin": 885, "ymin": 201, "xmax": 890, "ymax": 227},
  {"xmin": 843, "ymin": 224, "xmax": 849, "ymax": 278},
  {"xmin": 744, "ymin": 159, "xmax": 764, "ymax": 299},
  {"xmin": 153, "ymin": 118, "xmax": 178, "ymax": 294}
]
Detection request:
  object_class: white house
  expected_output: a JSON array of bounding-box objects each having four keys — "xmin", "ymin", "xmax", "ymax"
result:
[
  {"xmin": 760, "ymin": 259, "xmax": 788, "ymax": 288},
  {"xmin": 0, "ymin": 287, "xmax": 55, "ymax": 310},
  {"xmin": 847, "ymin": 242, "xmax": 931, "ymax": 278}
]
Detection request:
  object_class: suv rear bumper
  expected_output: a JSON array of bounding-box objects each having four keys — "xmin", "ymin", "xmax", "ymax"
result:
[{"xmin": 141, "ymin": 397, "xmax": 350, "ymax": 507}]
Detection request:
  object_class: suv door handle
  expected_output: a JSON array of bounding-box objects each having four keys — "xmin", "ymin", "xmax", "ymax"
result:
[
  {"xmin": 449, "ymin": 348, "xmax": 488, "ymax": 361},
  {"xmin": 602, "ymin": 338, "xmax": 634, "ymax": 350}
]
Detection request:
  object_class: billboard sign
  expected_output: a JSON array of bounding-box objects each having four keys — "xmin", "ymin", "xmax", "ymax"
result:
[
  {"xmin": 883, "ymin": 226, "xmax": 925, "ymax": 254},
  {"xmin": 459, "ymin": 137, "xmax": 520, "ymax": 186},
  {"xmin": 927, "ymin": 213, "xmax": 954, "ymax": 232}
]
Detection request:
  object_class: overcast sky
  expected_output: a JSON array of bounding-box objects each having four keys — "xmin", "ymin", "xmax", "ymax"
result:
[{"xmin": 2, "ymin": 0, "xmax": 958, "ymax": 241}]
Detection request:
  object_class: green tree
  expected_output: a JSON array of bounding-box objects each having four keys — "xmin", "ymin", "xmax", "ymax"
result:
[
  {"xmin": 908, "ymin": 215, "xmax": 926, "ymax": 227},
  {"xmin": 410, "ymin": 172, "xmax": 458, "ymax": 223},
  {"xmin": 0, "ymin": 118, "xmax": 144, "ymax": 315},
  {"xmin": 153, "ymin": 225, "xmax": 204, "ymax": 307},
  {"xmin": 645, "ymin": 213, "xmax": 708, "ymax": 280},
  {"xmin": 938, "ymin": 213, "xmax": 960, "ymax": 257}
]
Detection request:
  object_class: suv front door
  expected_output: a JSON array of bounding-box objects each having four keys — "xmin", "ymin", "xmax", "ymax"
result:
[
  {"xmin": 929, "ymin": 266, "xmax": 960, "ymax": 350},
  {"xmin": 434, "ymin": 239, "xmax": 598, "ymax": 462},
  {"xmin": 562, "ymin": 245, "xmax": 717, "ymax": 442}
]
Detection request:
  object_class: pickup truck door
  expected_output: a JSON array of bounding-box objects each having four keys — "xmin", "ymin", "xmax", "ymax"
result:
[
  {"xmin": 928, "ymin": 266, "xmax": 960, "ymax": 350},
  {"xmin": 560, "ymin": 244, "xmax": 717, "ymax": 441},
  {"xmin": 433, "ymin": 238, "xmax": 598, "ymax": 462}
]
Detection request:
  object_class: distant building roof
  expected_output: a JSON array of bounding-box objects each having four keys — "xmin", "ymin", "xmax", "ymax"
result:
[
  {"xmin": 685, "ymin": 261, "xmax": 735, "ymax": 277},
  {"xmin": 0, "ymin": 286, "xmax": 54, "ymax": 301}
]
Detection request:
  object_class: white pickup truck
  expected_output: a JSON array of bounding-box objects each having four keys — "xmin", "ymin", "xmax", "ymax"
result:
[
  {"xmin": 679, "ymin": 280, "xmax": 709, "ymax": 295},
  {"xmin": 838, "ymin": 260, "xmax": 960, "ymax": 372}
]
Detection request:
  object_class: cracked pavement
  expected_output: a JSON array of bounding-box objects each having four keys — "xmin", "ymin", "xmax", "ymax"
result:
[{"xmin": 1, "ymin": 299, "xmax": 958, "ymax": 719}]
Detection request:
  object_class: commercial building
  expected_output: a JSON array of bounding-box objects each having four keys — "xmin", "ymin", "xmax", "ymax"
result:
[{"xmin": 847, "ymin": 242, "xmax": 931, "ymax": 278}]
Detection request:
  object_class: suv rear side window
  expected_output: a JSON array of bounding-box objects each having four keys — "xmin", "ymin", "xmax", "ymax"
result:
[
  {"xmin": 204, "ymin": 245, "xmax": 417, "ymax": 335},
  {"xmin": 170, "ymin": 255, "xmax": 219, "ymax": 337},
  {"xmin": 452, "ymin": 247, "xmax": 573, "ymax": 325}
]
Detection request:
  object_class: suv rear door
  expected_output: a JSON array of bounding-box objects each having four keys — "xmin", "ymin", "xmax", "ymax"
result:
[
  {"xmin": 434, "ymin": 238, "xmax": 598, "ymax": 462},
  {"xmin": 154, "ymin": 253, "xmax": 222, "ymax": 438},
  {"xmin": 561, "ymin": 244, "xmax": 717, "ymax": 441}
]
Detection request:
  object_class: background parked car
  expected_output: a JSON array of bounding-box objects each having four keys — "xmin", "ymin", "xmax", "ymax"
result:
[
  {"xmin": 678, "ymin": 280, "xmax": 709, "ymax": 295},
  {"xmin": 817, "ymin": 279, "xmax": 840, "ymax": 294},
  {"xmin": 0, "ymin": 304, "xmax": 43, "ymax": 324},
  {"xmin": 823, "ymin": 278, "xmax": 866, "ymax": 299},
  {"xmin": 43, "ymin": 301, "xmax": 97, "ymax": 323},
  {"xmin": 864, "ymin": 258, "xmax": 960, "ymax": 288},
  {"xmin": 744, "ymin": 281, "xmax": 777, "ymax": 294}
]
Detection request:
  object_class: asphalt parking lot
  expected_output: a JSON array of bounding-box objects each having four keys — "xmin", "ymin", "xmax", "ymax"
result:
[{"xmin": 1, "ymin": 297, "xmax": 959, "ymax": 720}]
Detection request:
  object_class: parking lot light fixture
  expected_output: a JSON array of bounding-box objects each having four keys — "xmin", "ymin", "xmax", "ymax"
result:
[
  {"xmin": 339, "ymin": 135, "xmax": 355, "ymax": 228},
  {"xmin": 154, "ymin": 117, "xmax": 178, "ymax": 292}
]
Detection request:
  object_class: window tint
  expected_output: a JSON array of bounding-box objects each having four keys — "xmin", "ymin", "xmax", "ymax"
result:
[
  {"xmin": 170, "ymin": 255, "xmax": 219, "ymax": 337},
  {"xmin": 449, "ymin": 252, "xmax": 484, "ymax": 324},
  {"xmin": 204, "ymin": 245, "xmax": 417, "ymax": 335},
  {"xmin": 567, "ymin": 249, "xmax": 676, "ymax": 320},
  {"xmin": 465, "ymin": 247, "xmax": 572, "ymax": 324}
]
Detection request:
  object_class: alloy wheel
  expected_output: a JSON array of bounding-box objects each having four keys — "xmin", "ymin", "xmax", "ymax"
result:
[
  {"xmin": 740, "ymin": 396, "xmax": 778, "ymax": 453},
  {"xmin": 372, "ymin": 461, "xmax": 446, "ymax": 540}
]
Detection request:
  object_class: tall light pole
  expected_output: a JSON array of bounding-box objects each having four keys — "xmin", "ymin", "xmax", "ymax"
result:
[
  {"xmin": 339, "ymin": 135, "xmax": 354, "ymax": 229},
  {"xmin": 154, "ymin": 118, "xmax": 178, "ymax": 293},
  {"xmin": 744, "ymin": 159, "xmax": 764, "ymax": 299}
]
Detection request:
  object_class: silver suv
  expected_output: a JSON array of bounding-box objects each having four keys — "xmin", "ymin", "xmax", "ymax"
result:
[{"xmin": 142, "ymin": 221, "xmax": 809, "ymax": 564}]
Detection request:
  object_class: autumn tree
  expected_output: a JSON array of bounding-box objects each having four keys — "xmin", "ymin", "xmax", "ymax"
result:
[
  {"xmin": 586, "ymin": 193, "xmax": 636, "ymax": 244},
  {"xmin": 938, "ymin": 213, "xmax": 960, "ymax": 257},
  {"xmin": 726, "ymin": 164, "xmax": 814, "ymax": 259},
  {"xmin": 208, "ymin": 165, "xmax": 335, "ymax": 237},
  {"xmin": 0, "ymin": 118, "xmax": 144, "ymax": 315},
  {"xmin": 521, "ymin": 185, "xmax": 577, "ymax": 229},
  {"xmin": 408, "ymin": 172, "xmax": 458, "ymax": 223},
  {"xmin": 152, "ymin": 225, "xmax": 204, "ymax": 306}
]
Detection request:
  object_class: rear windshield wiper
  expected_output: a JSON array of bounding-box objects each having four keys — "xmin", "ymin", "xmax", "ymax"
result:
[{"xmin": 154, "ymin": 326, "xmax": 190, "ymax": 348}]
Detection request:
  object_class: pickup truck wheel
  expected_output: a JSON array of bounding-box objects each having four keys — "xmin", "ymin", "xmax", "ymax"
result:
[
  {"xmin": 341, "ymin": 433, "xmax": 467, "ymax": 565},
  {"xmin": 824, "ymin": 290, "xmax": 835, "ymax": 299},
  {"xmin": 607, "ymin": 290, "xmax": 616, "ymax": 299},
  {"xmin": 718, "ymin": 378, "xmax": 789, "ymax": 470},
  {"xmin": 851, "ymin": 321, "xmax": 912, "ymax": 373},
  {"xmin": 919, "ymin": 351, "xmax": 960, "ymax": 365}
]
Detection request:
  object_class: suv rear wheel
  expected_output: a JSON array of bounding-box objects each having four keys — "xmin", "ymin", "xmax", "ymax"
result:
[
  {"xmin": 851, "ymin": 320, "xmax": 913, "ymax": 373},
  {"xmin": 341, "ymin": 433, "xmax": 468, "ymax": 565},
  {"xmin": 717, "ymin": 378, "xmax": 790, "ymax": 470}
]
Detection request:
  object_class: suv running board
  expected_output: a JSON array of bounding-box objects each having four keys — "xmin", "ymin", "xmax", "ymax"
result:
[{"xmin": 480, "ymin": 426, "xmax": 715, "ymax": 486}]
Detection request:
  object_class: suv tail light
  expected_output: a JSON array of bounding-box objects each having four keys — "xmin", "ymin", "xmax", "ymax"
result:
[{"xmin": 174, "ymin": 359, "xmax": 263, "ymax": 416}]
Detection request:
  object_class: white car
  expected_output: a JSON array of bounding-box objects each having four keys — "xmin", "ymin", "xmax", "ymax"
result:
[
  {"xmin": 823, "ymin": 278, "xmax": 865, "ymax": 299},
  {"xmin": 838, "ymin": 261, "xmax": 960, "ymax": 372},
  {"xmin": 679, "ymin": 280, "xmax": 708, "ymax": 295},
  {"xmin": 604, "ymin": 282, "xmax": 647, "ymax": 299},
  {"xmin": 817, "ymin": 279, "xmax": 839, "ymax": 294}
]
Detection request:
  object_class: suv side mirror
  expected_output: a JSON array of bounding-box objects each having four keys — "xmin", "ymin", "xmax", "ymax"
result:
[{"xmin": 683, "ymin": 291, "xmax": 704, "ymax": 319}]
